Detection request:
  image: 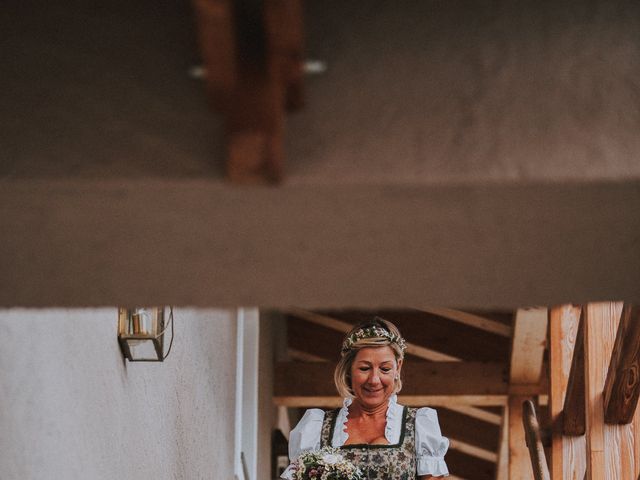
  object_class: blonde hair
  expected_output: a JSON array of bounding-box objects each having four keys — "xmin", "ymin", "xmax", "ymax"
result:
[{"xmin": 333, "ymin": 317, "xmax": 405, "ymax": 399}]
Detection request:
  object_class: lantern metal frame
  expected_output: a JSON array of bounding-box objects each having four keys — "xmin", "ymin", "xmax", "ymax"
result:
[{"xmin": 117, "ymin": 307, "xmax": 172, "ymax": 362}]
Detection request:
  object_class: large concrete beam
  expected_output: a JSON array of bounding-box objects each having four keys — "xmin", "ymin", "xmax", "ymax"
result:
[{"xmin": 1, "ymin": 180, "xmax": 639, "ymax": 307}]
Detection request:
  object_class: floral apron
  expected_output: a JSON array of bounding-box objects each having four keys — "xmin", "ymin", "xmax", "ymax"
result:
[{"xmin": 320, "ymin": 407, "xmax": 417, "ymax": 480}]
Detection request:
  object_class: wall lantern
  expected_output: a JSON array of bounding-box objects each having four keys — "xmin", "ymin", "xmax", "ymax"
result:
[{"xmin": 118, "ymin": 307, "xmax": 174, "ymax": 362}]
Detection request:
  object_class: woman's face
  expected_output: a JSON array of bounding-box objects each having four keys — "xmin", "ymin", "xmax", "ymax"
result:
[{"xmin": 350, "ymin": 346, "xmax": 402, "ymax": 410}]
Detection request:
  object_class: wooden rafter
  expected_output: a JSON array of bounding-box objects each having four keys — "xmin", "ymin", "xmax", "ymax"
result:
[
  {"xmin": 509, "ymin": 307, "xmax": 549, "ymax": 385},
  {"xmin": 438, "ymin": 407, "xmax": 501, "ymax": 461},
  {"xmin": 284, "ymin": 308, "xmax": 462, "ymax": 361},
  {"xmin": 274, "ymin": 361, "xmax": 544, "ymax": 406},
  {"xmin": 496, "ymin": 405, "xmax": 509, "ymax": 480},
  {"xmin": 446, "ymin": 449, "xmax": 496, "ymax": 480},
  {"xmin": 449, "ymin": 439, "xmax": 498, "ymax": 463},
  {"xmin": 417, "ymin": 307, "xmax": 513, "ymax": 337},
  {"xmin": 446, "ymin": 405, "xmax": 502, "ymax": 425},
  {"xmin": 603, "ymin": 304, "xmax": 640, "ymax": 424},
  {"xmin": 192, "ymin": 0, "xmax": 304, "ymax": 182},
  {"xmin": 274, "ymin": 395, "xmax": 510, "ymax": 408},
  {"xmin": 287, "ymin": 348, "xmax": 326, "ymax": 362}
]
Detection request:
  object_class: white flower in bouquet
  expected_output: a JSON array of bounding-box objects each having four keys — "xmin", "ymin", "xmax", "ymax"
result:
[{"xmin": 287, "ymin": 446, "xmax": 364, "ymax": 480}]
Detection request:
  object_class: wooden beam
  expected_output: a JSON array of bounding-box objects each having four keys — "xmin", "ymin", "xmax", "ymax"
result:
[
  {"xmin": 438, "ymin": 407, "xmax": 501, "ymax": 453},
  {"xmin": 549, "ymin": 305, "xmax": 586, "ymax": 479},
  {"xmin": 510, "ymin": 307, "xmax": 549, "ymax": 384},
  {"xmin": 274, "ymin": 361, "xmax": 509, "ymax": 397},
  {"xmin": 287, "ymin": 348, "xmax": 326, "ymax": 362},
  {"xmin": 317, "ymin": 309, "xmax": 512, "ymax": 363},
  {"xmin": 522, "ymin": 399, "xmax": 551, "ymax": 480},
  {"xmin": 510, "ymin": 380, "xmax": 549, "ymax": 396},
  {"xmin": 192, "ymin": 0, "xmax": 237, "ymax": 110},
  {"xmin": 508, "ymin": 396, "xmax": 531, "ymax": 479},
  {"xmin": 508, "ymin": 307, "xmax": 548, "ymax": 480},
  {"xmin": 603, "ymin": 304, "xmax": 640, "ymax": 424},
  {"xmin": 562, "ymin": 309, "xmax": 586, "ymax": 436},
  {"xmin": 287, "ymin": 316, "xmax": 343, "ymax": 360},
  {"xmin": 584, "ymin": 302, "xmax": 623, "ymax": 480},
  {"xmin": 273, "ymin": 395, "xmax": 509, "ymax": 407},
  {"xmin": 449, "ymin": 439, "xmax": 498, "ymax": 463},
  {"xmin": 192, "ymin": 0, "xmax": 305, "ymax": 183},
  {"xmin": 496, "ymin": 405, "xmax": 509, "ymax": 480},
  {"xmin": 265, "ymin": 0, "xmax": 304, "ymax": 111},
  {"xmin": 445, "ymin": 449, "xmax": 497, "ymax": 480},
  {"xmin": 446, "ymin": 405, "xmax": 502, "ymax": 425},
  {"xmin": 284, "ymin": 308, "xmax": 463, "ymax": 361},
  {"xmin": 418, "ymin": 307, "xmax": 513, "ymax": 337}
]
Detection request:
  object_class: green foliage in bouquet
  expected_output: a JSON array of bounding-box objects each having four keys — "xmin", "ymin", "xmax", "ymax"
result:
[{"xmin": 288, "ymin": 447, "xmax": 364, "ymax": 480}]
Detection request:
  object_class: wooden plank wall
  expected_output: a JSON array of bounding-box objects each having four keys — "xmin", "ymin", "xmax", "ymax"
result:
[
  {"xmin": 585, "ymin": 302, "xmax": 640, "ymax": 479},
  {"xmin": 550, "ymin": 303, "xmax": 640, "ymax": 480}
]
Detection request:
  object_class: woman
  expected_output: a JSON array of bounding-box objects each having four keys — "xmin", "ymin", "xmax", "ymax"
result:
[{"xmin": 283, "ymin": 317, "xmax": 449, "ymax": 479}]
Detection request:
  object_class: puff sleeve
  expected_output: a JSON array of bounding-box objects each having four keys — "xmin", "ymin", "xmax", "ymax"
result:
[
  {"xmin": 281, "ymin": 409, "xmax": 325, "ymax": 479},
  {"xmin": 415, "ymin": 407, "xmax": 450, "ymax": 477},
  {"xmin": 288, "ymin": 408, "xmax": 325, "ymax": 459}
]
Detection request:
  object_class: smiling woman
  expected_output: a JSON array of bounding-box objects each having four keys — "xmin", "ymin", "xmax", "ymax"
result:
[{"xmin": 282, "ymin": 318, "xmax": 450, "ymax": 479}]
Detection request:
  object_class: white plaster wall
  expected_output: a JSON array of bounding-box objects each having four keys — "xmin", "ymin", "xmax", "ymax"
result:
[{"xmin": 0, "ymin": 308, "xmax": 237, "ymax": 480}]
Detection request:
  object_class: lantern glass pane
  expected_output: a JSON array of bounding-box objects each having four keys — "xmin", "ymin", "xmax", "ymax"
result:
[{"xmin": 127, "ymin": 339, "xmax": 160, "ymax": 360}]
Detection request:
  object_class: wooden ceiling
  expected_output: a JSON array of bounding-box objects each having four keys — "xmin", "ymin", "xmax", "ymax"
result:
[{"xmin": 275, "ymin": 307, "xmax": 549, "ymax": 480}]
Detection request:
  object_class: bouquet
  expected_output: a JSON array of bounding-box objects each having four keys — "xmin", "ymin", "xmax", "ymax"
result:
[{"xmin": 286, "ymin": 447, "xmax": 364, "ymax": 480}]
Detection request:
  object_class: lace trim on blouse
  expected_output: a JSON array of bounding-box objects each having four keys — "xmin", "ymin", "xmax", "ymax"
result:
[{"xmin": 331, "ymin": 394, "xmax": 404, "ymax": 446}]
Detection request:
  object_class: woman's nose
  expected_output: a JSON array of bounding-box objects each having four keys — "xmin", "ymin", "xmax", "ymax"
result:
[{"xmin": 368, "ymin": 371, "xmax": 381, "ymax": 384}]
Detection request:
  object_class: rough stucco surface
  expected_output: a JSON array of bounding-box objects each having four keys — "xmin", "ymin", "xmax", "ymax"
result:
[
  {"xmin": 1, "ymin": 0, "xmax": 639, "ymax": 183},
  {"xmin": 0, "ymin": 308, "xmax": 236, "ymax": 480}
]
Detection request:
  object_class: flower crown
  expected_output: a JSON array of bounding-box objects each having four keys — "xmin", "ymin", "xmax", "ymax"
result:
[{"xmin": 341, "ymin": 323, "xmax": 407, "ymax": 354}]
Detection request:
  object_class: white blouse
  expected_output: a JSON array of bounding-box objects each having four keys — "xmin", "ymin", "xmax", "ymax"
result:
[{"xmin": 285, "ymin": 396, "xmax": 449, "ymax": 477}]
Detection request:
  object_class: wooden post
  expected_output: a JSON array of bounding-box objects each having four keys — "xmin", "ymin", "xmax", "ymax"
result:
[
  {"xmin": 509, "ymin": 395, "xmax": 531, "ymax": 478},
  {"xmin": 549, "ymin": 305, "xmax": 586, "ymax": 480},
  {"xmin": 496, "ymin": 404, "xmax": 509, "ymax": 480},
  {"xmin": 583, "ymin": 302, "xmax": 623, "ymax": 480},
  {"xmin": 192, "ymin": 0, "xmax": 305, "ymax": 183},
  {"xmin": 509, "ymin": 307, "xmax": 549, "ymax": 479}
]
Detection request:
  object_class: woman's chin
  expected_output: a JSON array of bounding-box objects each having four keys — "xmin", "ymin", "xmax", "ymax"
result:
[{"xmin": 356, "ymin": 391, "xmax": 389, "ymax": 408}]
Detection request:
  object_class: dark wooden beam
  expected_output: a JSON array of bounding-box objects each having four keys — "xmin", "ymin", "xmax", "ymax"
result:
[
  {"xmin": 438, "ymin": 407, "xmax": 501, "ymax": 452},
  {"xmin": 317, "ymin": 309, "xmax": 512, "ymax": 363},
  {"xmin": 562, "ymin": 309, "xmax": 585, "ymax": 436},
  {"xmin": 286, "ymin": 316, "xmax": 343, "ymax": 361},
  {"xmin": 192, "ymin": 0, "xmax": 237, "ymax": 111},
  {"xmin": 274, "ymin": 361, "xmax": 510, "ymax": 398},
  {"xmin": 603, "ymin": 304, "xmax": 640, "ymax": 424},
  {"xmin": 192, "ymin": 0, "xmax": 304, "ymax": 183},
  {"xmin": 446, "ymin": 449, "xmax": 496, "ymax": 480}
]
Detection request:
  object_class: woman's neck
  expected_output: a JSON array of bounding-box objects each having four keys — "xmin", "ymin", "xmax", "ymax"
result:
[{"xmin": 349, "ymin": 398, "xmax": 389, "ymax": 418}]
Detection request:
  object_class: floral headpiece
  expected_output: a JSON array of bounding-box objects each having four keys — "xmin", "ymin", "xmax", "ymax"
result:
[{"xmin": 341, "ymin": 323, "xmax": 407, "ymax": 355}]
